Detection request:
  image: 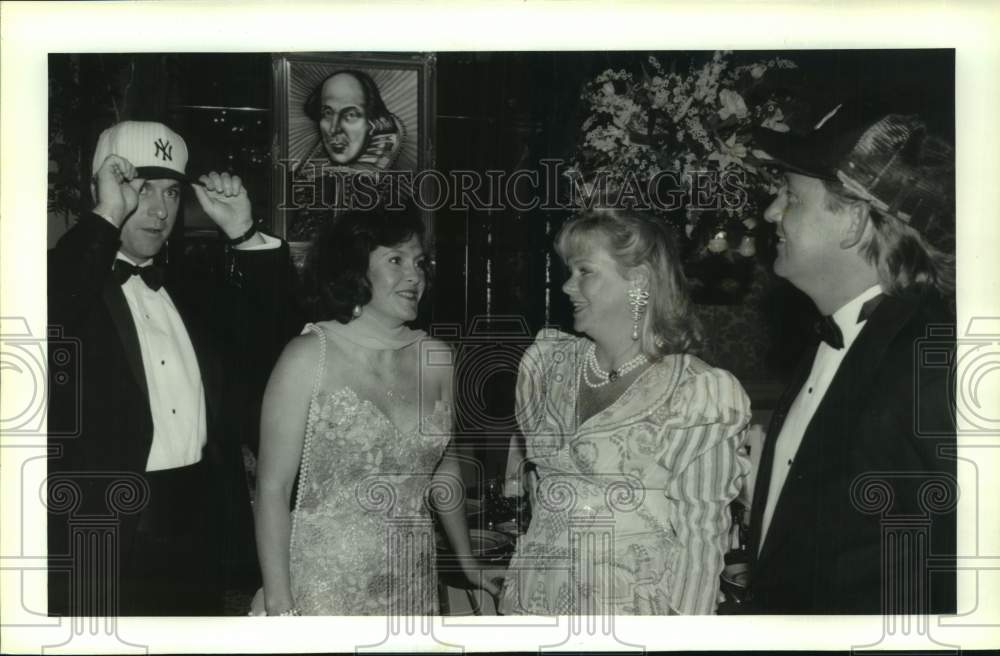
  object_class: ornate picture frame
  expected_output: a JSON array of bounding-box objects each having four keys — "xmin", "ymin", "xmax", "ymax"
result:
[{"xmin": 271, "ymin": 52, "xmax": 435, "ymax": 266}]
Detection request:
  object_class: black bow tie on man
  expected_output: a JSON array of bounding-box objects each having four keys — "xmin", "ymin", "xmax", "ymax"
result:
[
  {"xmin": 112, "ymin": 258, "xmax": 166, "ymax": 291},
  {"xmin": 813, "ymin": 294, "xmax": 884, "ymax": 350}
]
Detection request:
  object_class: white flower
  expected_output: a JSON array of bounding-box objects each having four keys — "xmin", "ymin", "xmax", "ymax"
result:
[
  {"xmin": 652, "ymin": 87, "xmax": 671, "ymax": 110},
  {"xmin": 585, "ymin": 125, "xmax": 625, "ymax": 153},
  {"xmin": 738, "ymin": 235, "xmax": 756, "ymax": 257},
  {"xmin": 685, "ymin": 116, "xmax": 711, "ymax": 149},
  {"xmin": 602, "ymin": 81, "xmax": 616, "ymax": 97},
  {"xmin": 718, "ymin": 89, "xmax": 748, "ymax": 120},
  {"xmin": 710, "ymin": 136, "xmax": 749, "ymax": 173},
  {"xmin": 685, "ymin": 223, "xmax": 695, "ymax": 238},
  {"xmin": 725, "ymin": 134, "xmax": 747, "ymax": 155},
  {"xmin": 708, "ymin": 231, "xmax": 728, "ymax": 253},
  {"xmin": 750, "ymin": 63, "xmax": 767, "ymax": 79},
  {"xmin": 673, "ymin": 96, "xmax": 694, "ymax": 121},
  {"xmin": 760, "ymin": 107, "xmax": 790, "ymax": 133},
  {"xmin": 742, "ymin": 217, "xmax": 758, "ymax": 229}
]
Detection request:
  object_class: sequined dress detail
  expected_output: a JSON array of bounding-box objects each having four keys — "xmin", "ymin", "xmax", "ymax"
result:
[{"xmin": 289, "ymin": 323, "xmax": 451, "ymax": 615}]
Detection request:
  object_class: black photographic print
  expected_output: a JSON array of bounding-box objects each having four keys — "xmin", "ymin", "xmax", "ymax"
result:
[{"xmin": 3, "ymin": 2, "xmax": 999, "ymax": 655}]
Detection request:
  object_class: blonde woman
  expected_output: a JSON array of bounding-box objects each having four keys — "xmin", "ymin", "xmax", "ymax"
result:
[{"xmin": 499, "ymin": 209, "xmax": 750, "ymax": 615}]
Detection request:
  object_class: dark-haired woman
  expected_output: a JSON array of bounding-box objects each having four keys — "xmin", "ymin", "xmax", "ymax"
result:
[
  {"xmin": 498, "ymin": 209, "xmax": 751, "ymax": 615},
  {"xmin": 254, "ymin": 209, "xmax": 495, "ymax": 615}
]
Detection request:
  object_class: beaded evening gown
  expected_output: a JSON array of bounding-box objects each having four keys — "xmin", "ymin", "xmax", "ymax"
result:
[
  {"xmin": 288, "ymin": 324, "xmax": 451, "ymax": 615},
  {"xmin": 498, "ymin": 329, "xmax": 751, "ymax": 615}
]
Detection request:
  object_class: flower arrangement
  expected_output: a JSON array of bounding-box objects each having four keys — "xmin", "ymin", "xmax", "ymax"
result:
[{"xmin": 570, "ymin": 51, "xmax": 801, "ymax": 301}]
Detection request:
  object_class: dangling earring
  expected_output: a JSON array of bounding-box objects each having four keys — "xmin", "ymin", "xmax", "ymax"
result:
[
  {"xmin": 628, "ymin": 284, "xmax": 649, "ymax": 341},
  {"xmin": 352, "ymin": 305, "xmax": 363, "ymax": 318}
]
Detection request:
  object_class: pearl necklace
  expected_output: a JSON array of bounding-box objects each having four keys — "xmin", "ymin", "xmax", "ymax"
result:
[{"xmin": 581, "ymin": 342, "xmax": 648, "ymax": 389}]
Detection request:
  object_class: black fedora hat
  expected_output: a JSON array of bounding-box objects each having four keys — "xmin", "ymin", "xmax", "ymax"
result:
[{"xmin": 753, "ymin": 104, "xmax": 955, "ymax": 239}]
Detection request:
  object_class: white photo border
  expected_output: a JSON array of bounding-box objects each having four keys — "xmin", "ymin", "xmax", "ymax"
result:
[{"xmin": 2, "ymin": 1, "xmax": 998, "ymax": 653}]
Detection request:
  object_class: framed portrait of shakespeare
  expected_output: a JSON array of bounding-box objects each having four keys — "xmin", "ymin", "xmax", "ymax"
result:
[{"xmin": 271, "ymin": 52, "xmax": 435, "ymax": 264}]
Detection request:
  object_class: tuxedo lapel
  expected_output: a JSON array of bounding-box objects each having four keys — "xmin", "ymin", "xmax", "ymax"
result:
[
  {"xmin": 102, "ymin": 281, "xmax": 149, "ymax": 400},
  {"xmin": 753, "ymin": 295, "xmax": 917, "ymax": 567},
  {"xmin": 164, "ymin": 282, "xmax": 210, "ymax": 375},
  {"xmin": 749, "ymin": 347, "xmax": 814, "ymax": 558},
  {"xmin": 164, "ymin": 281, "xmax": 221, "ymax": 454}
]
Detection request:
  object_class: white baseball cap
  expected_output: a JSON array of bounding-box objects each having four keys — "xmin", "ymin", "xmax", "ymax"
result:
[{"xmin": 91, "ymin": 121, "xmax": 198, "ymax": 184}]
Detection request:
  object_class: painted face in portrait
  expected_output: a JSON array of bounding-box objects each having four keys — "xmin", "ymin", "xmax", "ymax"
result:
[
  {"xmin": 119, "ymin": 178, "xmax": 181, "ymax": 262},
  {"xmin": 319, "ymin": 73, "xmax": 371, "ymax": 165},
  {"xmin": 364, "ymin": 235, "xmax": 428, "ymax": 327}
]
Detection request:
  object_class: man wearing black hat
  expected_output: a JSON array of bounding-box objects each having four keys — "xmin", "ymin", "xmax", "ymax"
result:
[
  {"xmin": 744, "ymin": 107, "xmax": 957, "ymax": 614},
  {"xmin": 47, "ymin": 121, "xmax": 299, "ymax": 615}
]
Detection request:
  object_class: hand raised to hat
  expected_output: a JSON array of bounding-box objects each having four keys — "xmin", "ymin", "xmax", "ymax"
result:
[
  {"xmin": 92, "ymin": 155, "xmax": 141, "ymax": 227},
  {"xmin": 192, "ymin": 171, "xmax": 264, "ymax": 247}
]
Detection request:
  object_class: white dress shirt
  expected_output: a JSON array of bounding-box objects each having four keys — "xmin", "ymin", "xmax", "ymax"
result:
[
  {"xmin": 758, "ymin": 285, "xmax": 883, "ymax": 548},
  {"xmin": 109, "ymin": 222, "xmax": 279, "ymax": 471},
  {"xmin": 117, "ymin": 252, "xmax": 207, "ymax": 471}
]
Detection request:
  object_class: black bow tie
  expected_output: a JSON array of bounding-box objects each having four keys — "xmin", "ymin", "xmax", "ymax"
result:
[
  {"xmin": 814, "ymin": 315, "xmax": 844, "ymax": 350},
  {"xmin": 112, "ymin": 259, "xmax": 165, "ymax": 291},
  {"xmin": 814, "ymin": 294, "xmax": 884, "ymax": 350}
]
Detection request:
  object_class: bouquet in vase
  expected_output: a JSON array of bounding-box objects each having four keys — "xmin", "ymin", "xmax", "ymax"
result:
[{"xmin": 570, "ymin": 51, "xmax": 803, "ymax": 302}]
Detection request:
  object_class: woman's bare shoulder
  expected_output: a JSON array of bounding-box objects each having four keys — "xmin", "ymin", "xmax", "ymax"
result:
[{"xmin": 417, "ymin": 337, "xmax": 455, "ymax": 382}]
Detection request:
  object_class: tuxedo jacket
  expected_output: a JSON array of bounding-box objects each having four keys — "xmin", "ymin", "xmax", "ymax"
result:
[
  {"xmin": 744, "ymin": 290, "xmax": 956, "ymax": 614},
  {"xmin": 47, "ymin": 212, "xmax": 301, "ymax": 615}
]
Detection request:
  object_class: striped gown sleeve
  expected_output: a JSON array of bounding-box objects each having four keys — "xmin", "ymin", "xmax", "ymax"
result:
[{"xmin": 661, "ymin": 363, "xmax": 751, "ymax": 614}]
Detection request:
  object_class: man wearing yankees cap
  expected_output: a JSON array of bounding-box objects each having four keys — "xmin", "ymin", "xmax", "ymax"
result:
[
  {"xmin": 741, "ymin": 105, "xmax": 957, "ymax": 614},
  {"xmin": 48, "ymin": 121, "xmax": 299, "ymax": 615}
]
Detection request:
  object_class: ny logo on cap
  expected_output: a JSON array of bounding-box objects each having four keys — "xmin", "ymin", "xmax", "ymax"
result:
[{"xmin": 154, "ymin": 138, "xmax": 173, "ymax": 162}]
